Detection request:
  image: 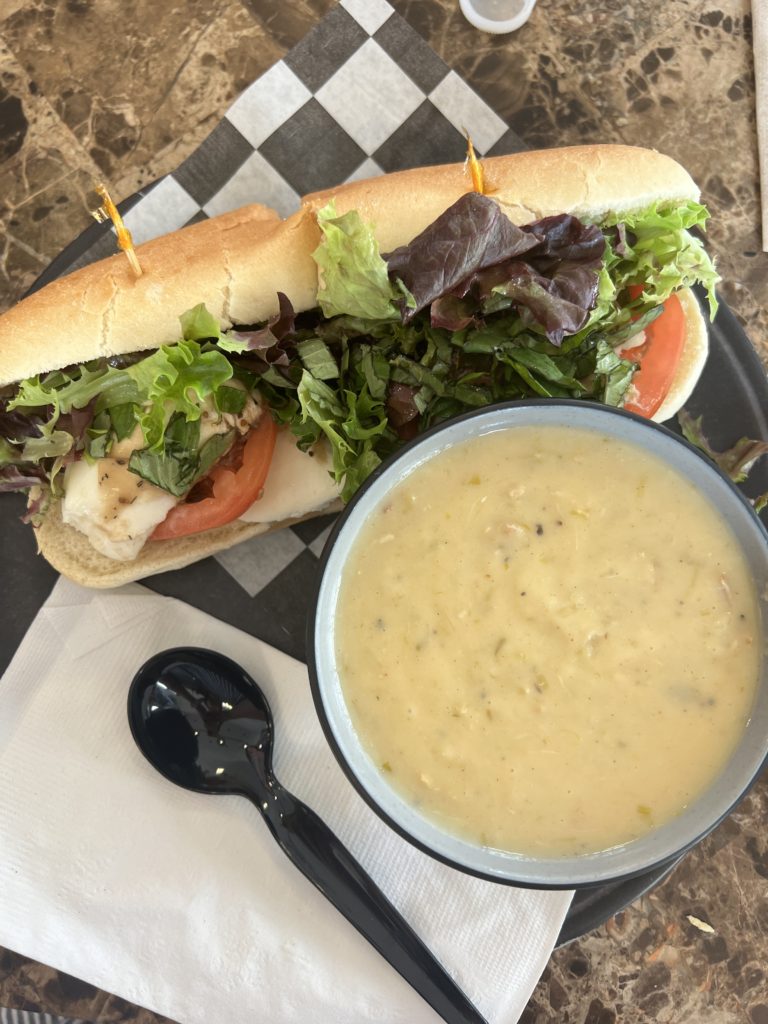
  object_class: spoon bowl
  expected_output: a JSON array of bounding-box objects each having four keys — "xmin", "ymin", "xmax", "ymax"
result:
[
  {"xmin": 128, "ymin": 647, "xmax": 488, "ymax": 1024},
  {"xmin": 128, "ymin": 648, "xmax": 273, "ymax": 796}
]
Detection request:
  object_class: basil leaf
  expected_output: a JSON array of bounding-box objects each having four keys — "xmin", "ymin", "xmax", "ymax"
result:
[
  {"xmin": 110, "ymin": 403, "xmax": 138, "ymax": 441},
  {"xmin": 86, "ymin": 411, "xmax": 112, "ymax": 460},
  {"xmin": 601, "ymin": 360, "xmax": 635, "ymax": 407},
  {"xmin": 603, "ymin": 305, "xmax": 663, "ymax": 347},
  {"xmin": 198, "ymin": 430, "xmax": 235, "ymax": 479},
  {"xmin": 128, "ymin": 446, "xmax": 199, "ymax": 497},
  {"xmin": 127, "ymin": 414, "xmax": 201, "ymax": 496},
  {"xmin": 166, "ymin": 413, "xmax": 201, "ymax": 451},
  {"xmin": 215, "ymin": 386, "xmax": 247, "ymax": 415},
  {"xmin": 502, "ymin": 358, "xmax": 553, "ymax": 398},
  {"xmin": 87, "ymin": 432, "xmax": 111, "ymax": 460}
]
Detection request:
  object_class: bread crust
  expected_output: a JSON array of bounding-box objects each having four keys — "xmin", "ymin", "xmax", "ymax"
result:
[
  {"xmin": 1, "ymin": 145, "xmax": 708, "ymax": 586},
  {"xmin": 652, "ymin": 288, "xmax": 709, "ymax": 423},
  {"xmin": 303, "ymin": 145, "xmax": 700, "ymax": 252},
  {"xmin": 0, "ymin": 204, "xmax": 321, "ymax": 386},
  {"xmin": 34, "ymin": 498, "xmax": 344, "ymax": 588}
]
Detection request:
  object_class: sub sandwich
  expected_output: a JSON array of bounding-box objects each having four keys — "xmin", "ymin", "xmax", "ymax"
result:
[{"xmin": 0, "ymin": 145, "xmax": 718, "ymax": 587}]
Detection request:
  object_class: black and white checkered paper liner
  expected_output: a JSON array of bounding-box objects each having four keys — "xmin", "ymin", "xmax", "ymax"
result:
[
  {"xmin": 0, "ymin": 1014, "xmax": 87, "ymax": 1024},
  {"xmin": 31, "ymin": 0, "xmax": 525, "ymax": 669}
]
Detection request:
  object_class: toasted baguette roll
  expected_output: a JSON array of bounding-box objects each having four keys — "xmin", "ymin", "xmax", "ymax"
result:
[
  {"xmin": 0, "ymin": 145, "xmax": 710, "ymax": 586},
  {"xmin": 0, "ymin": 204, "xmax": 321, "ymax": 386},
  {"xmin": 303, "ymin": 145, "xmax": 700, "ymax": 251}
]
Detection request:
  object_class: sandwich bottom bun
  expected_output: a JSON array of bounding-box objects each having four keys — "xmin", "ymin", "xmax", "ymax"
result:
[
  {"xmin": 651, "ymin": 288, "xmax": 709, "ymax": 423},
  {"xmin": 31, "ymin": 290, "xmax": 707, "ymax": 588},
  {"xmin": 34, "ymin": 498, "xmax": 344, "ymax": 588}
]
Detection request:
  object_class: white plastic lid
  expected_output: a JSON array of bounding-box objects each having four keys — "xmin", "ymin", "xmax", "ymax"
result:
[{"xmin": 459, "ymin": 0, "xmax": 537, "ymax": 34}]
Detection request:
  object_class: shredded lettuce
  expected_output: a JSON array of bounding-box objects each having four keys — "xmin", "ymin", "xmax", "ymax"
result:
[
  {"xmin": 9, "ymin": 340, "xmax": 233, "ymax": 444},
  {"xmin": 4, "ymin": 338, "xmax": 240, "ymax": 500},
  {"xmin": 289, "ymin": 197, "xmax": 720, "ymax": 495},
  {"xmin": 296, "ymin": 370, "xmax": 388, "ymax": 499},
  {"xmin": 297, "ymin": 337, "xmax": 339, "ymax": 381},
  {"xmin": 2, "ymin": 194, "xmax": 723, "ymax": 514}
]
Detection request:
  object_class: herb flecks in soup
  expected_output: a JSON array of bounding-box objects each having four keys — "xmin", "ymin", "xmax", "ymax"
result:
[{"xmin": 335, "ymin": 426, "xmax": 761, "ymax": 857}]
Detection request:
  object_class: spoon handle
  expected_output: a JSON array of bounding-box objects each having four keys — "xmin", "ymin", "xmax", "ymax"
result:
[{"xmin": 250, "ymin": 780, "xmax": 489, "ymax": 1024}]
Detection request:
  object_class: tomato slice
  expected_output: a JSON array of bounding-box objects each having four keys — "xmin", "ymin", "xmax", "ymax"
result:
[
  {"xmin": 621, "ymin": 291, "xmax": 686, "ymax": 418},
  {"xmin": 152, "ymin": 412, "xmax": 277, "ymax": 541}
]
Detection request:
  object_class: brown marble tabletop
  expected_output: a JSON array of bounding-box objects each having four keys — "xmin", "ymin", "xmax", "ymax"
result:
[{"xmin": 1, "ymin": 1, "xmax": 767, "ymax": 1022}]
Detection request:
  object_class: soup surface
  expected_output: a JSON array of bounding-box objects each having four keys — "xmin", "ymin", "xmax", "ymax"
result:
[{"xmin": 335, "ymin": 425, "xmax": 761, "ymax": 857}]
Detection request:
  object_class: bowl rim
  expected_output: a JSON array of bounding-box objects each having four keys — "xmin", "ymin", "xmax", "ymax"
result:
[{"xmin": 307, "ymin": 398, "xmax": 768, "ymax": 889}]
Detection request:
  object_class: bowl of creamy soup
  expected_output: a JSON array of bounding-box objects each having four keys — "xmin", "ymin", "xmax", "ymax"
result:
[{"xmin": 308, "ymin": 401, "xmax": 768, "ymax": 887}]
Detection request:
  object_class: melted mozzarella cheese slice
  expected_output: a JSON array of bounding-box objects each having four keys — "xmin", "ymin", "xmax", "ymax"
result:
[
  {"xmin": 61, "ymin": 423, "xmax": 341, "ymax": 562},
  {"xmin": 61, "ymin": 458, "xmax": 178, "ymax": 561},
  {"xmin": 239, "ymin": 427, "xmax": 341, "ymax": 524},
  {"xmin": 615, "ymin": 328, "xmax": 646, "ymax": 356}
]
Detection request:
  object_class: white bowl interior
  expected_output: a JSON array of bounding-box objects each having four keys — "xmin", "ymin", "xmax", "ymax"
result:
[{"xmin": 312, "ymin": 403, "xmax": 768, "ymax": 887}]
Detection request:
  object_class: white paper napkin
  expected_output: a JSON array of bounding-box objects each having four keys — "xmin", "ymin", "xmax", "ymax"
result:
[
  {"xmin": 0, "ymin": 579, "xmax": 572, "ymax": 1024},
  {"xmin": 754, "ymin": 0, "xmax": 768, "ymax": 250}
]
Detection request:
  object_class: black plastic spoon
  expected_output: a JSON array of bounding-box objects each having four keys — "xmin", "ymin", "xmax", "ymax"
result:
[{"xmin": 127, "ymin": 647, "xmax": 489, "ymax": 1024}]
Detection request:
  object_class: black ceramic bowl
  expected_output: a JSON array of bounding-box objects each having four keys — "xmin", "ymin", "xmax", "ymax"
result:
[{"xmin": 308, "ymin": 401, "xmax": 768, "ymax": 889}]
